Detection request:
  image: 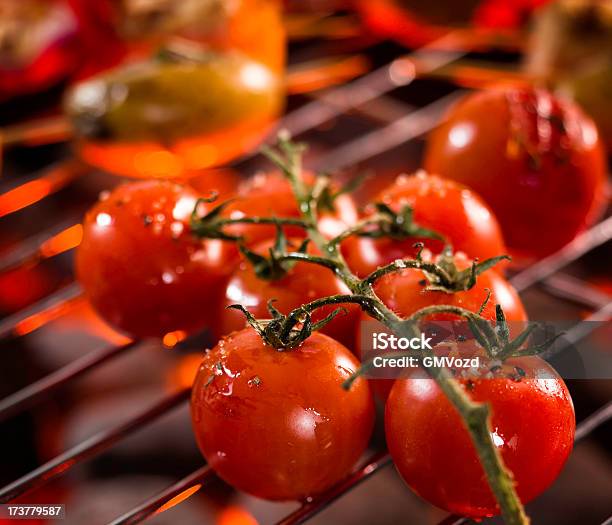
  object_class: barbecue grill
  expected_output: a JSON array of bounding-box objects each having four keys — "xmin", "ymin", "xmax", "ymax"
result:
[{"xmin": 0, "ymin": 5, "xmax": 610, "ymax": 525}]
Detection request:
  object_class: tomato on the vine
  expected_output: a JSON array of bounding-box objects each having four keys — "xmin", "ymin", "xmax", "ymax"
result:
[
  {"xmin": 76, "ymin": 180, "xmax": 236, "ymax": 338},
  {"xmin": 223, "ymin": 171, "xmax": 359, "ymax": 246},
  {"xmin": 191, "ymin": 328, "xmax": 375, "ymax": 501},
  {"xmin": 218, "ymin": 237, "xmax": 360, "ymax": 349},
  {"xmin": 386, "ymin": 350, "xmax": 575, "ymax": 517},
  {"xmin": 341, "ymin": 172, "xmax": 507, "ymax": 278},
  {"xmin": 357, "ymin": 250, "xmax": 526, "ymax": 399},
  {"xmin": 371, "ymin": 251, "xmax": 526, "ymax": 324},
  {"xmin": 424, "ymin": 86, "xmax": 607, "ymax": 261}
]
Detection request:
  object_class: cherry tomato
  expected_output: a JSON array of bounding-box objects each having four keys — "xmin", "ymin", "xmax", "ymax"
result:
[
  {"xmin": 218, "ymin": 238, "xmax": 360, "ymax": 349},
  {"xmin": 358, "ymin": 251, "xmax": 526, "ymax": 399},
  {"xmin": 223, "ymin": 172, "xmax": 359, "ymax": 245},
  {"xmin": 372, "ymin": 251, "xmax": 526, "ymax": 324},
  {"xmin": 525, "ymin": 0, "xmax": 612, "ymax": 149},
  {"xmin": 341, "ymin": 172, "xmax": 507, "ymax": 278},
  {"xmin": 76, "ymin": 180, "xmax": 235, "ymax": 338},
  {"xmin": 386, "ymin": 351, "xmax": 575, "ymax": 517},
  {"xmin": 424, "ymin": 86, "xmax": 607, "ymax": 261},
  {"xmin": 191, "ymin": 328, "xmax": 375, "ymax": 501},
  {"xmin": 186, "ymin": 168, "xmax": 241, "ymax": 202}
]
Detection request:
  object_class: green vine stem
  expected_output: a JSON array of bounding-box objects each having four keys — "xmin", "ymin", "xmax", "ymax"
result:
[{"xmin": 260, "ymin": 135, "xmax": 529, "ymax": 525}]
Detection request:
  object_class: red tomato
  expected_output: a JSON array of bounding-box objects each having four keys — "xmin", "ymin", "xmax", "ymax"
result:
[
  {"xmin": 191, "ymin": 328, "xmax": 375, "ymax": 501},
  {"xmin": 341, "ymin": 172, "xmax": 507, "ymax": 278},
  {"xmin": 76, "ymin": 180, "xmax": 235, "ymax": 338},
  {"xmin": 386, "ymin": 351, "xmax": 575, "ymax": 517},
  {"xmin": 218, "ymin": 238, "xmax": 360, "ymax": 349},
  {"xmin": 224, "ymin": 172, "xmax": 359, "ymax": 246},
  {"xmin": 358, "ymin": 251, "xmax": 526, "ymax": 399},
  {"xmin": 371, "ymin": 251, "xmax": 526, "ymax": 324},
  {"xmin": 186, "ymin": 168, "xmax": 241, "ymax": 202},
  {"xmin": 424, "ymin": 86, "xmax": 607, "ymax": 261}
]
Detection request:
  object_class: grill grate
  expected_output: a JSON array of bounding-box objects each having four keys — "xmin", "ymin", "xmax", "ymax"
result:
[{"xmin": 0, "ymin": 19, "xmax": 611, "ymax": 525}]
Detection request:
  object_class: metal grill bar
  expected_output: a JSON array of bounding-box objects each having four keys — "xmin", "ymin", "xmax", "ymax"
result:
[
  {"xmin": 280, "ymin": 36, "xmax": 465, "ymax": 138},
  {"xmin": 574, "ymin": 400, "xmax": 612, "ymax": 442},
  {"xmin": 107, "ymin": 465, "xmax": 216, "ymax": 525},
  {"xmin": 0, "ymin": 389, "xmax": 189, "ymax": 502},
  {"xmin": 275, "ymin": 451, "xmax": 392, "ymax": 525},
  {"xmin": 0, "ymin": 24, "xmax": 609, "ymax": 525},
  {"xmin": 0, "ymin": 216, "xmax": 83, "ymax": 274},
  {"xmin": 0, "ymin": 283, "xmax": 83, "ymax": 340},
  {"xmin": 0, "ymin": 341, "xmax": 137, "ymax": 423},
  {"xmin": 312, "ymin": 92, "xmax": 463, "ymax": 171},
  {"xmin": 540, "ymin": 274, "xmax": 612, "ymax": 310},
  {"xmin": 510, "ymin": 215, "xmax": 612, "ymax": 292},
  {"xmin": 0, "ymin": 160, "xmax": 88, "ymax": 219},
  {"xmin": 437, "ymin": 516, "xmax": 468, "ymax": 525},
  {"xmin": 554, "ymin": 302, "xmax": 612, "ymax": 354}
]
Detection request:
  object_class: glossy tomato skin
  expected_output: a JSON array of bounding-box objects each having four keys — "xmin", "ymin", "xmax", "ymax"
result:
[
  {"xmin": 371, "ymin": 251, "xmax": 526, "ymax": 325},
  {"xmin": 224, "ymin": 172, "xmax": 359, "ymax": 246},
  {"xmin": 76, "ymin": 180, "xmax": 235, "ymax": 338},
  {"xmin": 219, "ymin": 238, "xmax": 360, "ymax": 349},
  {"xmin": 191, "ymin": 328, "xmax": 375, "ymax": 501},
  {"xmin": 385, "ymin": 354, "xmax": 575, "ymax": 517},
  {"xmin": 357, "ymin": 251, "xmax": 526, "ymax": 399},
  {"xmin": 186, "ymin": 167, "xmax": 240, "ymax": 201},
  {"xmin": 341, "ymin": 173, "xmax": 507, "ymax": 278},
  {"xmin": 424, "ymin": 86, "xmax": 607, "ymax": 261}
]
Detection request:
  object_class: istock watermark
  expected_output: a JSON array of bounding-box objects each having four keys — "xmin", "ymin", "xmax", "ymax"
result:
[
  {"xmin": 372, "ymin": 332, "xmax": 433, "ymax": 350},
  {"xmin": 372, "ymin": 355, "xmax": 481, "ymax": 370},
  {"xmin": 359, "ymin": 319, "xmax": 612, "ymax": 380}
]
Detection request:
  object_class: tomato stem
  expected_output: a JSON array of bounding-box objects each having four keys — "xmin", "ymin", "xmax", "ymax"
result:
[{"xmin": 190, "ymin": 211, "xmax": 310, "ymax": 241}]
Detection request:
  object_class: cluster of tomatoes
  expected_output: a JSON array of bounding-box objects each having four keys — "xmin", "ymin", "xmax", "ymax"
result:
[{"xmin": 75, "ymin": 84, "xmax": 598, "ymax": 518}]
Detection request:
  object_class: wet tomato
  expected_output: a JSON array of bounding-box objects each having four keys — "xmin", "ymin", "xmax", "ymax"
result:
[
  {"xmin": 76, "ymin": 180, "xmax": 235, "ymax": 338},
  {"xmin": 342, "ymin": 172, "xmax": 507, "ymax": 278},
  {"xmin": 191, "ymin": 328, "xmax": 375, "ymax": 501},
  {"xmin": 358, "ymin": 251, "xmax": 526, "ymax": 399},
  {"xmin": 371, "ymin": 251, "xmax": 526, "ymax": 324},
  {"xmin": 424, "ymin": 86, "xmax": 607, "ymax": 261},
  {"xmin": 525, "ymin": 0, "xmax": 612, "ymax": 149},
  {"xmin": 186, "ymin": 168, "xmax": 241, "ymax": 201},
  {"xmin": 386, "ymin": 352, "xmax": 575, "ymax": 517},
  {"xmin": 218, "ymin": 238, "xmax": 360, "ymax": 348},
  {"xmin": 223, "ymin": 172, "xmax": 359, "ymax": 245}
]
